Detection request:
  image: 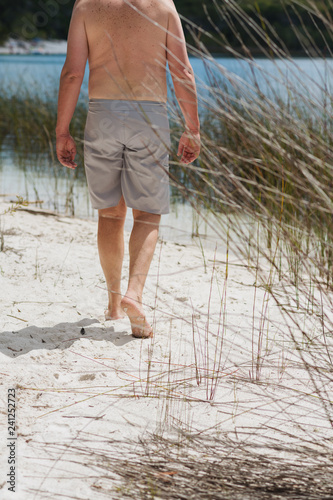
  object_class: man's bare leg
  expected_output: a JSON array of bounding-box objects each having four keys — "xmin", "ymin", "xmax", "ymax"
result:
[
  {"xmin": 98, "ymin": 196, "xmax": 127, "ymax": 320},
  {"xmin": 121, "ymin": 209, "xmax": 161, "ymax": 338}
]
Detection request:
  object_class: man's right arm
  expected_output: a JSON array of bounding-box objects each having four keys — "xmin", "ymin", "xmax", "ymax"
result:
[{"xmin": 166, "ymin": 4, "xmax": 200, "ymax": 164}]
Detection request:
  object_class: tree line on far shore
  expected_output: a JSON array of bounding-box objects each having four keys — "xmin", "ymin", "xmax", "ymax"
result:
[{"xmin": 0, "ymin": 0, "xmax": 331, "ymax": 56}]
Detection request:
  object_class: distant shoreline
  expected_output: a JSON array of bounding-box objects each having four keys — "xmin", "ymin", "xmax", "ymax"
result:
[
  {"xmin": 1, "ymin": 37, "xmax": 332, "ymax": 59},
  {"xmin": 1, "ymin": 52, "xmax": 332, "ymax": 61},
  {"xmin": 0, "ymin": 38, "xmax": 67, "ymax": 55}
]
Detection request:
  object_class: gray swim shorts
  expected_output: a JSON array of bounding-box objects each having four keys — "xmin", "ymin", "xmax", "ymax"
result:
[{"xmin": 84, "ymin": 99, "xmax": 171, "ymax": 215}]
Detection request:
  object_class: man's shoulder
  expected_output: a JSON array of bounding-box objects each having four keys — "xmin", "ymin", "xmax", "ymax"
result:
[
  {"xmin": 159, "ymin": 0, "xmax": 177, "ymax": 13},
  {"xmin": 158, "ymin": 0, "xmax": 175, "ymax": 7},
  {"xmin": 72, "ymin": 0, "xmax": 90, "ymax": 15}
]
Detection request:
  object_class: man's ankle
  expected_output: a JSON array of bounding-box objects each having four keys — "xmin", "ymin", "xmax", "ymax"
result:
[{"xmin": 123, "ymin": 289, "xmax": 142, "ymax": 304}]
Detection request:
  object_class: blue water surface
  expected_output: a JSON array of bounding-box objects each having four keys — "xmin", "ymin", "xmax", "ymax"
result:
[{"xmin": 1, "ymin": 53, "xmax": 333, "ymax": 107}]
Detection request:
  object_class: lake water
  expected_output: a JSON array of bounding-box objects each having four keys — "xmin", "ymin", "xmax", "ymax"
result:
[
  {"xmin": 1, "ymin": 54, "xmax": 333, "ymax": 244},
  {"xmin": 1, "ymin": 53, "xmax": 333, "ymax": 103}
]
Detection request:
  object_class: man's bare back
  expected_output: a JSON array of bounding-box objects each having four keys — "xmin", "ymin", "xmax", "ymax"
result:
[{"xmin": 76, "ymin": 0, "xmax": 171, "ymax": 101}]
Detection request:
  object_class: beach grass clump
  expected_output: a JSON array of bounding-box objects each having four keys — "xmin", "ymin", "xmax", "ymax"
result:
[
  {"xmin": 0, "ymin": 82, "xmax": 86, "ymax": 172},
  {"xmin": 164, "ymin": 0, "xmax": 333, "ymax": 285}
]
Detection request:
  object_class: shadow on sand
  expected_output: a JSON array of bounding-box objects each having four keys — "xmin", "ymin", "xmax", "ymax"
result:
[{"xmin": 0, "ymin": 318, "xmax": 138, "ymax": 358}]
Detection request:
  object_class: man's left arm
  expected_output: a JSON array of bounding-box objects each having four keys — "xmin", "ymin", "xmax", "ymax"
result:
[{"xmin": 56, "ymin": 1, "xmax": 88, "ymax": 169}]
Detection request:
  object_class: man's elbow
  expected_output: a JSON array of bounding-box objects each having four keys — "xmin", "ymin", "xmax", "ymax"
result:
[
  {"xmin": 170, "ymin": 65, "xmax": 195, "ymax": 82},
  {"xmin": 60, "ymin": 67, "xmax": 85, "ymax": 81}
]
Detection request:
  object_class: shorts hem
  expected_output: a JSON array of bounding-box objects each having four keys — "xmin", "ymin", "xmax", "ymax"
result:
[
  {"xmin": 126, "ymin": 204, "xmax": 170, "ymax": 215},
  {"xmin": 92, "ymin": 203, "xmax": 169, "ymax": 215}
]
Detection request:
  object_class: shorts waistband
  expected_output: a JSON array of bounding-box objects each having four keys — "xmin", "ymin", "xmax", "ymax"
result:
[{"xmin": 88, "ymin": 98, "xmax": 167, "ymax": 112}]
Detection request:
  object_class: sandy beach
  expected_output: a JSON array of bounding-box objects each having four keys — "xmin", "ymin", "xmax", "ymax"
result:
[{"xmin": 0, "ymin": 200, "xmax": 332, "ymax": 499}]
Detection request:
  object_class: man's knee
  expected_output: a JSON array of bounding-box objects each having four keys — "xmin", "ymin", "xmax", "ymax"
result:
[
  {"xmin": 132, "ymin": 209, "xmax": 161, "ymax": 226},
  {"xmin": 99, "ymin": 197, "xmax": 127, "ymax": 221}
]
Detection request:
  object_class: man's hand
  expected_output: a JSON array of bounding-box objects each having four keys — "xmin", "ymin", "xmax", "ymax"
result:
[
  {"xmin": 177, "ymin": 130, "xmax": 200, "ymax": 164},
  {"xmin": 56, "ymin": 134, "xmax": 77, "ymax": 169}
]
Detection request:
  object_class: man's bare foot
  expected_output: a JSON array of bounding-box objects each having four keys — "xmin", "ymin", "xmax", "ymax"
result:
[
  {"xmin": 104, "ymin": 308, "xmax": 125, "ymax": 321},
  {"xmin": 120, "ymin": 294, "xmax": 153, "ymax": 338}
]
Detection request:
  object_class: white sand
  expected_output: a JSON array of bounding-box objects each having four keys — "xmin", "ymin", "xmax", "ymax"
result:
[{"xmin": 0, "ymin": 201, "xmax": 332, "ymax": 499}]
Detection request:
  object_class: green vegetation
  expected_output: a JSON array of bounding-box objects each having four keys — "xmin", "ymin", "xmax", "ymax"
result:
[
  {"xmin": 0, "ymin": 0, "xmax": 75, "ymax": 42},
  {"xmin": 0, "ymin": 0, "xmax": 332, "ymax": 55}
]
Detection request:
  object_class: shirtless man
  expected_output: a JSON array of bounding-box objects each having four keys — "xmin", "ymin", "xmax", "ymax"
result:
[{"xmin": 56, "ymin": 0, "xmax": 200, "ymax": 338}]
